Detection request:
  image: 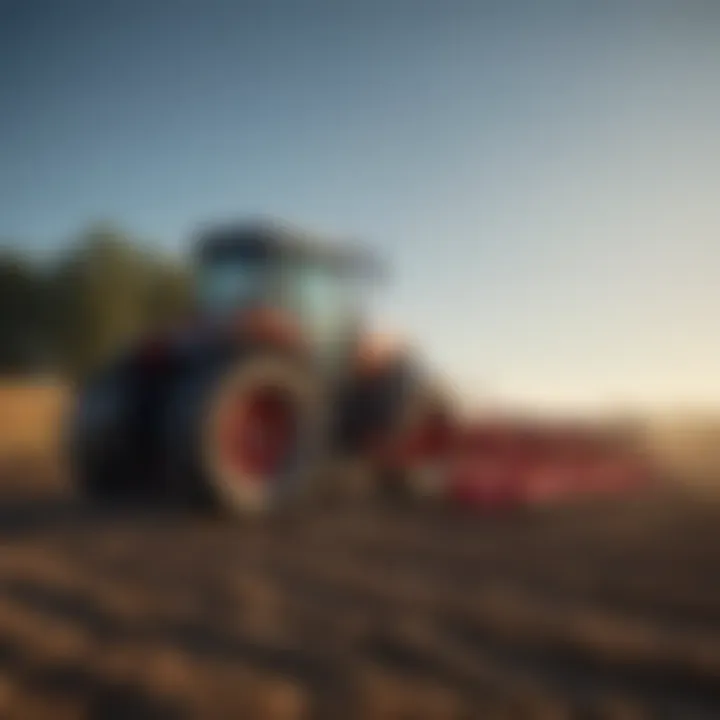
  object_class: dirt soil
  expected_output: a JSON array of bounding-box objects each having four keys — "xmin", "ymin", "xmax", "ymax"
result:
[{"xmin": 0, "ymin": 464, "xmax": 717, "ymax": 720}]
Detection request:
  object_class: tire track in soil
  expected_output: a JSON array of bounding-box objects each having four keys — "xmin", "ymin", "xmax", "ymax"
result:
[
  {"xmin": 0, "ymin": 484, "xmax": 717, "ymax": 717},
  {"xmin": 240, "ymin": 527, "xmax": 720, "ymax": 717}
]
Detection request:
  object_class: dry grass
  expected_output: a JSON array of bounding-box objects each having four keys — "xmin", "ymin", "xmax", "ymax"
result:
[
  {"xmin": 0, "ymin": 381, "xmax": 70, "ymax": 483},
  {"xmin": 641, "ymin": 417, "xmax": 720, "ymax": 488}
]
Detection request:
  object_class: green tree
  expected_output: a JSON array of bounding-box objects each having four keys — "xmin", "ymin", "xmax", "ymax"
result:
[
  {"xmin": 48, "ymin": 223, "xmax": 194, "ymax": 379},
  {"xmin": 1, "ymin": 223, "xmax": 194, "ymax": 380},
  {"xmin": 49, "ymin": 224, "xmax": 156, "ymax": 378},
  {"xmin": 143, "ymin": 256, "xmax": 193, "ymax": 332},
  {"xmin": 0, "ymin": 251, "xmax": 48, "ymax": 372}
]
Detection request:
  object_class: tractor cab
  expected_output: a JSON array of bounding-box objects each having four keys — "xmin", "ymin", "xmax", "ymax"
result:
[{"xmin": 193, "ymin": 222, "xmax": 382, "ymax": 369}]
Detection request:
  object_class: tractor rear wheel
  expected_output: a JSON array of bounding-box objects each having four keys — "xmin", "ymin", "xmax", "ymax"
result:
[{"xmin": 163, "ymin": 353, "xmax": 326, "ymax": 517}]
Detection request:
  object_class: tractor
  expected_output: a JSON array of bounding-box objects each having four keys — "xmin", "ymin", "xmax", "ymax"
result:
[{"xmin": 69, "ymin": 220, "xmax": 455, "ymax": 516}]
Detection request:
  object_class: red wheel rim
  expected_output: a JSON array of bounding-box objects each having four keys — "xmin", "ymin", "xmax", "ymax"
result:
[{"xmin": 220, "ymin": 386, "xmax": 297, "ymax": 481}]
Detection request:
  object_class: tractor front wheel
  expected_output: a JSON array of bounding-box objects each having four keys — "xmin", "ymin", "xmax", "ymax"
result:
[{"xmin": 377, "ymin": 384, "xmax": 457, "ymax": 501}]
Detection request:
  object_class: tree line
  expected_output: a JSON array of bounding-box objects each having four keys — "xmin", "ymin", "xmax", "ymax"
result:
[{"xmin": 0, "ymin": 224, "xmax": 192, "ymax": 380}]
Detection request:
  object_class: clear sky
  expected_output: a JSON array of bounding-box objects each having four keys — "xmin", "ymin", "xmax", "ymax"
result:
[{"xmin": 1, "ymin": 1, "xmax": 719, "ymax": 412}]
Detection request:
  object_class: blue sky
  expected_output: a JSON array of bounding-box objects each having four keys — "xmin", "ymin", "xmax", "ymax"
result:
[{"xmin": 1, "ymin": 1, "xmax": 719, "ymax": 411}]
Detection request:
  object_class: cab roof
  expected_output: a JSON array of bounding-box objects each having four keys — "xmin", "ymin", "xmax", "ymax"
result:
[{"xmin": 193, "ymin": 219, "xmax": 384, "ymax": 278}]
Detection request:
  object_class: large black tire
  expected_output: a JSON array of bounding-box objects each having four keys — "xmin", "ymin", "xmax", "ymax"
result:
[
  {"xmin": 68, "ymin": 363, "xmax": 141, "ymax": 503},
  {"xmin": 162, "ymin": 351, "xmax": 326, "ymax": 517}
]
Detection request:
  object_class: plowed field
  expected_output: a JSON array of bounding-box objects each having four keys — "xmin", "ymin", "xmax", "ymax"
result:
[{"xmin": 0, "ymin": 468, "xmax": 717, "ymax": 719}]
